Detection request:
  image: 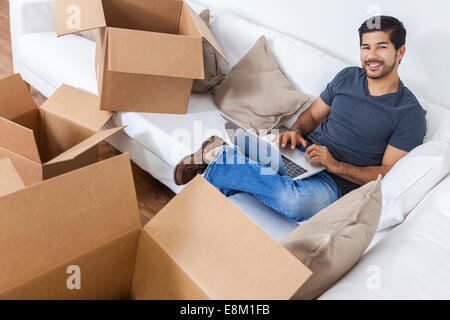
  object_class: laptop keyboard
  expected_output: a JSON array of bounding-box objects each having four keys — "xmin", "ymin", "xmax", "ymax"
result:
[{"xmin": 281, "ymin": 155, "xmax": 308, "ymax": 179}]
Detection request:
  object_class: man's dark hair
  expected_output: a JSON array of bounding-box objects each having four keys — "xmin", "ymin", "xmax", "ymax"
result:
[{"xmin": 358, "ymin": 15, "xmax": 406, "ymax": 50}]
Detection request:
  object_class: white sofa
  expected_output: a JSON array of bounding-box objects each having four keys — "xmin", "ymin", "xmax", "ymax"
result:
[{"xmin": 10, "ymin": 0, "xmax": 450, "ymax": 299}]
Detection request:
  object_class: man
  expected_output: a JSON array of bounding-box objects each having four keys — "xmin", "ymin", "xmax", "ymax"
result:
[{"xmin": 173, "ymin": 15, "xmax": 427, "ymax": 222}]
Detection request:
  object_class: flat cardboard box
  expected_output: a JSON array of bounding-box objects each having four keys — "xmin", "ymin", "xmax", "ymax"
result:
[
  {"xmin": 0, "ymin": 154, "xmax": 311, "ymax": 299},
  {"xmin": 0, "ymin": 74, "xmax": 123, "ymax": 186},
  {"xmin": 56, "ymin": 0, "xmax": 228, "ymax": 114}
]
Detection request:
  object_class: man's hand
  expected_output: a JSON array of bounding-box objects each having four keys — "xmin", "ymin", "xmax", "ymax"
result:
[
  {"xmin": 305, "ymin": 144, "xmax": 339, "ymax": 172},
  {"xmin": 273, "ymin": 131, "xmax": 308, "ymax": 149}
]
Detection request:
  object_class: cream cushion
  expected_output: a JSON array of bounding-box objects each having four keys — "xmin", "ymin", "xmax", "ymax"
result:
[{"xmin": 281, "ymin": 175, "xmax": 382, "ymax": 300}]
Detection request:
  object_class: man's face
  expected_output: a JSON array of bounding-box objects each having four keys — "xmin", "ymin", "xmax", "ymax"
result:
[{"xmin": 360, "ymin": 31, "xmax": 403, "ymax": 79}]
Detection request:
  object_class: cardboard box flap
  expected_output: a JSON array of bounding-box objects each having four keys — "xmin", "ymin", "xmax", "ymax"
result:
[
  {"xmin": 107, "ymin": 28, "xmax": 204, "ymax": 79},
  {"xmin": 0, "ymin": 117, "xmax": 41, "ymax": 163},
  {"xmin": 0, "ymin": 154, "xmax": 141, "ymax": 295},
  {"xmin": 40, "ymin": 84, "xmax": 112, "ymax": 132},
  {"xmin": 186, "ymin": 3, "xmax": 229, "ymax": 63},
  {"xmin": 0, "ymin": 74, "xmax": 38, "ymax": 125},
  {"xmin": 0, "ymin": 158, "xmax": 25, "ymax": 197},
  {"xmin": 45, "ymin": 126, "xmax": 124, "ymax": 165},
  {"xmin": 101, "ymin": 0, "xmax": 182, "ymax": 34},
  {"xmin": 133, "ymin": 176, "xmax": 312, "ymax": 300},
  {"xmin": 56, "ymin": 0, "xmax": 106, "ymax": 36}
]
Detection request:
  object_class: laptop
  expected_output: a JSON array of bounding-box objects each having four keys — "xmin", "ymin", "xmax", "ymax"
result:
[{"xmin": 220, "ymin": 113, "xmax": 325, "ymax": 180}]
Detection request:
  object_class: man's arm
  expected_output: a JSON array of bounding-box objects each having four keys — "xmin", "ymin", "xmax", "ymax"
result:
[
  {"xmin": 291, "ymin": 96, "xmax": 331, "ymax": 136},
  {"xmin": 306, "ymin": 144, "xmax": 409, "ymax": 185},
  {"xmin": 274, "ymin": 97, "xmax": 331, "ymax": 148}
]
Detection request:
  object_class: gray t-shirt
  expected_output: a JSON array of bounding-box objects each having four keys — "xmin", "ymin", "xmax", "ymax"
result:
[{"xmin": 306, "ymin": 66, "xmax": 427, "ymax": 196}]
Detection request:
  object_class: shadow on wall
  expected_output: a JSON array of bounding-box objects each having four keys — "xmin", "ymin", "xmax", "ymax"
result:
[{"xmin": 416, "ymin": 30, "xmax": 450, "ymax": 108}]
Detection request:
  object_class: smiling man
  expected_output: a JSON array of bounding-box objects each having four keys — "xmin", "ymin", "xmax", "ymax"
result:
[
  {"xmin": 173, "ymin": 15, "xmax": 427, "ymax": 222},
  {"xmin": 291, "ymin": 15, "xmax": 427, "ymax": 196}
]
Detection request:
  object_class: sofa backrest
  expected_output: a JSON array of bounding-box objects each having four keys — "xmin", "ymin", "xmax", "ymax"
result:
[{"xmin": 209, "ymin": 12, "xmax": 349, "ymax": 100}]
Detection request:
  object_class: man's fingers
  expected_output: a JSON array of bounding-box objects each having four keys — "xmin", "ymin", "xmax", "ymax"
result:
[
  {"xmin": 281, "ymin": 133, "xmax": 290, "ymax": 148},
  {"xmin": 307, "ymin": 150, "xmax": 320, "ymax": 159},
  {"xmin": 290, "ymin": 132, "xmax": 297, "ymax": 149},
  {"xmin": 306, "ymin": 144, "xmax": 318, "ymax": 154},
  {"xmin": 309, "ymin": 155, "xmax": 321, "ymax": 163},
  {"xmin": 297, "ymin": 136, "xmax": 307, "ymax": 148},
  {"xmin": 273, "ymin": 133, "xmax": 283, "ymax": 145}
]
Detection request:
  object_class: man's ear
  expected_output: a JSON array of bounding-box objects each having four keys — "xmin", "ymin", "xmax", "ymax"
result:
[{"xmin": 397, "ymin": 45, "xmax": 406, "ymax": 64}]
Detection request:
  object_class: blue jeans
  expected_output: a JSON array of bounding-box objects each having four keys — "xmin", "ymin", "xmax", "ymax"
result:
[{"xmin": 203, "ymin": 146, "xmax": 342, "ymax": 222}]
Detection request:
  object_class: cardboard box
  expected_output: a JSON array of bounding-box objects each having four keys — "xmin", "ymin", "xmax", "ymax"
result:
[
  {"xmin": 0, "ymin": 154, "xmax": 311, "ymax": 299},
  {"xmin": 0, "ymin": 74, "xmax": 123, "ymax": 186},
  {"xmin": 56, "ymin": 0, "xmax": 228, "ymax": 114},
  {"xmin": 0, "ymin": 158, "xmax": 25, "ymax": 197}
]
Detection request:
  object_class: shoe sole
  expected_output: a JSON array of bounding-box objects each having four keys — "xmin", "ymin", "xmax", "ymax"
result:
[{"xmin": 173, "ymin": 137, "xmax": 219, "ymax": 186}]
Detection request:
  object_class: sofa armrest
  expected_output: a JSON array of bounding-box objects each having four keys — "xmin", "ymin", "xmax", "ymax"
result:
[
  {"xmin": 10, "ymin": 0, "xmax": 57, "ymax": 74},
  {"xmin": 10, "ymin": 0, "xmax": 57, "ymax": 35}
]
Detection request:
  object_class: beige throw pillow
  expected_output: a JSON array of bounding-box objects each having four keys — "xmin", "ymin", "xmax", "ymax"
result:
[
  {"xmin": 192, "ymin": 9, "xmax": 225, "ymax": 93},
  {"xmin": 213, "ymin": 36, "xmax": 309, "ymax": 130},
  {"xmin": 281, "ymin": 175, "xmax": 383, "ymax": 300}
]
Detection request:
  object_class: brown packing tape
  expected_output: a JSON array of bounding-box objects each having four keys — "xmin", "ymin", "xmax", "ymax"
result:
[
  {"xmin": 56, "ymin": 0, "xmax": 106, "ymax": 36},
  {"xmin": 0, "ymin": 153, "xmax": 141, "ymax": 297},
  {"xmin": 107, "ymin": 27, "xmax": 204, "ymax": 79},
  {"xmin": 39, "ymin": 84, "xmax": 112, "ymax": 133},
  {"xmin": 45, "ymin": 126, "xmax": 124, "ymax": 165},
  {"xmin": 0, "ymin": 158, "xmax": 25, "ymax": 197},
  {"xmin": 185, "ymin": 2, "xmax": 229, "ymax": 63}
]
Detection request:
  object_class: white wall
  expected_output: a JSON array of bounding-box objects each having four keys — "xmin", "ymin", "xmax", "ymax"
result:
[{"xmin": 195, "ymin": 0, "xmax": 450, "ymax": 109}]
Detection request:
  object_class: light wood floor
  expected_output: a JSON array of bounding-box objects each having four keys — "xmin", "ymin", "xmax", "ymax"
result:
[{"xmin": 0, "ymin": 0, "xmax": 175, "ymax": 226}]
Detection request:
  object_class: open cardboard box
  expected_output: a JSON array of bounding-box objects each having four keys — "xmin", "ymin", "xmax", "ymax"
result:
[
  {"xmin": 0, "ymin": 154, "xmax": 311, "ymax": 299},
  {"xmin": 56, "ymin": 0, "xmax": 228, "ymax": 114},
  {"xmin": 0, "ymin": 74, "xmax": 123, "ymax": 186}
]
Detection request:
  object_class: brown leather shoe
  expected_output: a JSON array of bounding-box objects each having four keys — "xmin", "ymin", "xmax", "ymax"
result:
[{"xmin": 173, "ymin": 136, "xmax": 226, "ymax": 185}]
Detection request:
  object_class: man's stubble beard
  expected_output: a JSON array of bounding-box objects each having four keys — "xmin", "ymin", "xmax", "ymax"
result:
[{"xmin": 363, "ymin": 59, "xmax": 397, "ymax": 79}]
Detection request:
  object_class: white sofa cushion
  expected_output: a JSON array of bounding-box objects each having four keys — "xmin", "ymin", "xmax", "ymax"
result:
[
  {"xmin": 319, "ymin": 174, "xmax": 450, "ymax": 299},
  {"xmin": 16, "ymin": 32, "xmax": 98, "ymax": 96},
  {"xmin": 380, "ymin": 137, "xmax": 450, "ymax": 231},
  {"xmin": 378, "ymin": 99, "xmax": 450, "ymax": 232},
  {"xmin": 421, "ymin": 99, "xmax": 450, "ymax": 143},
  {"xmin": 113, "ymin": 93, "xmax": 230, "ymax": 167},
  {"xmin": 228, "ymin": 193, "xmax": 301, "ymax": 241}
]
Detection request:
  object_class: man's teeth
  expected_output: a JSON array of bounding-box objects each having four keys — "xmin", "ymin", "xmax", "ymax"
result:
[{"xmin": 368, "ymin": 63, "xmax": 380, "ymax": 67}]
